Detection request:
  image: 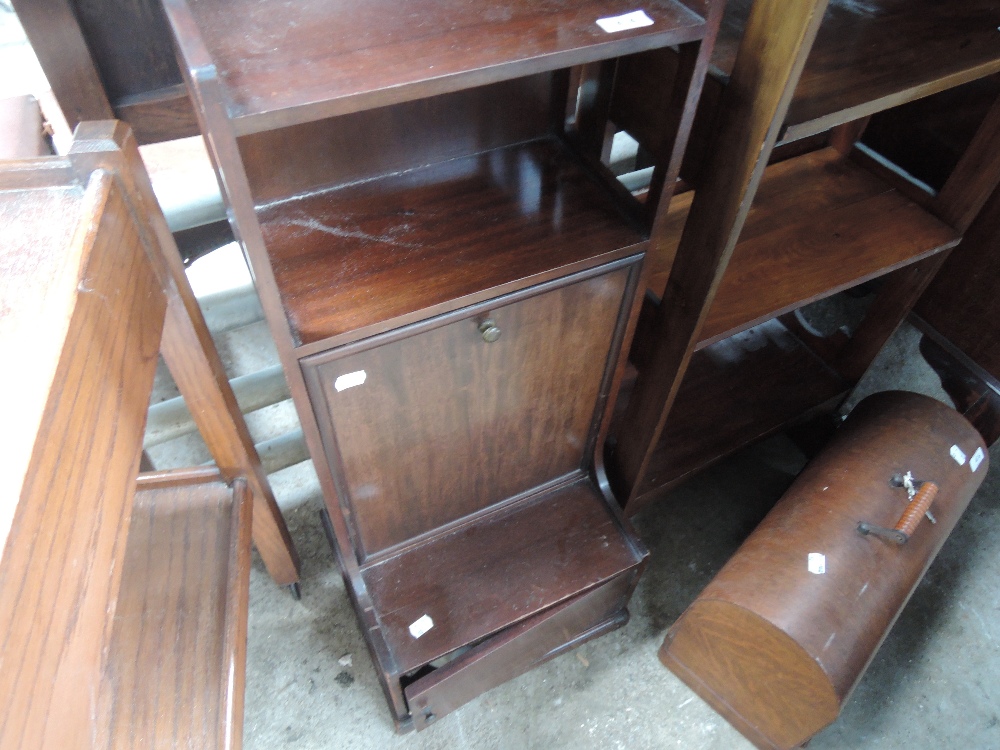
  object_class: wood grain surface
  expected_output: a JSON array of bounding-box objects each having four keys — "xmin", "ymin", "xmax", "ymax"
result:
[
  {"xmin": 661, "ymin": 391, "xmax": 989, "ymax": 749},
  {"xmin": 630, "ymin": 318, "xmax": 848, "ymax": 508},
  {"xmin": 258, "ymin": 138, "xmax": 645, "ymax": 347},
  {"xmin": 102, "ymin": 478, "xmax": 252, "ymax": 750},
  {"xmin": 169, "ymin": 0, "xmax": 706, "ymax": 132},
  {"xmin": 712, "ymin": 0, "xmax": 1000, "ymax": 141},
  {"xmin": 362, "ymin": 478, "xmax": 644, "ymax": 674},
  {"xmin": 309, "ymin": 264, "xmax": 631, "ymax": 556},
  {"xmin": 0, "ymin": 170, "xmax": 165, "ymax": 749}
]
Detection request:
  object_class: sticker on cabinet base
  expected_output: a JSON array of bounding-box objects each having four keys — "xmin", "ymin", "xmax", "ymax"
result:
[
  {"xmin": 409, "ymin": 614, "xmax": 434, "ymax": 639},
  {"xmin": 950, "ymin": 444, "xmax": 967, "ymax": 466}
]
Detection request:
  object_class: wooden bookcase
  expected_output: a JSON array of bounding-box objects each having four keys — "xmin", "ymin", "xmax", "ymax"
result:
[
  {"xmin": 162, "ymin": 0, "xmax": 726, "ymax": 730},
  {"xmin": 608, "ymin": 0, "xmax": 1000, "ymax": 515}
]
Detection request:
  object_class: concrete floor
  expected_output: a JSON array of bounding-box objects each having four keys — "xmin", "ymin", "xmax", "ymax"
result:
[{"xmin": 238, "ymin": 323, "xmax": 1000, "ymax": 750}]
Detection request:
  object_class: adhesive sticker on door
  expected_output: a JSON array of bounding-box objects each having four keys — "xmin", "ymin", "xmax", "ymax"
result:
[{"xmin": 335, "ymin": 370, "xmax": 367, "ymax": 392}]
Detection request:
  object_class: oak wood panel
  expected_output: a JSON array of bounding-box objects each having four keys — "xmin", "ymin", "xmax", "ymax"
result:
[
  {"xmin": 405, "ymin": 571, "xmax": 635, "ymax": 729},
  {"xmin": 362, "ymin": 478, "xmax": 644, "ymax": 674},
  {"xmin": 257, "ymin": 138, "xmax": 645, "ymax": 347},
  {"xmin": 69, "ymin": 121, "xmax": 300, "ymax": 586},
  {"xmin": 102, "ymin": 479, "xmax": 252, "ymax": 750},
  {"xmin": 238, "ymin": 75, "xmax": 554, "ymax": 205},
  {"xmin": 645, "ymin": 148, "xmax": 960, "ymax": 348},
  {"xmin": 712, "ymin": 0, "xmax": 1000, "ymax": 142},
  {"xmin": 309, "ymin": 265, "xmax": 630, "ymax": 557},
  {"xmin": 629, "ymin": 319, "xmax": 848, "ymax": 508},
  {"xmin": 169, "ymin": 0, "xmax": 706, "ymax": 133},
  {"xmin": 0, "ymin": 172, "xmax": 165, "ymax": 749},
  {"xmin": 607, "ymin": 0, "xmax": 830, "ymax": 504}
]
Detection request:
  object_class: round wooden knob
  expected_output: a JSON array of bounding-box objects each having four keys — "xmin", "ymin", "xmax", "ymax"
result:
[{"xmin": 479, "ymin": 319, "xmax": 501, "ymax": 343}]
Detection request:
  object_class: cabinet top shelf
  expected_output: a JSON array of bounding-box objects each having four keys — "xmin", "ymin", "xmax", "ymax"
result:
[
  {"xmin": 168, "ymin": 0, "xmax": 706, "ymax": 134},
  {"xmin": 713, "ymin": 0, "xmax": 1000, "ymax": 141}
]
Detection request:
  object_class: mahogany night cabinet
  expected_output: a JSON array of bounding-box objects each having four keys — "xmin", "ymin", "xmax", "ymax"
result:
[{"xmin": 162, "ymin": 0, "xmax": 724, "ymax": 729}]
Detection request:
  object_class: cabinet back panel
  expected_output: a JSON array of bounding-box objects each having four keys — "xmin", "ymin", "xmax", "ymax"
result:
[
  {"xmin": 238, "ymin": 74, "xmax": 555, "ymax": 206},
  {"xmin": 310, "ymin": 266, "xmax": 629, "ymax": 557}
]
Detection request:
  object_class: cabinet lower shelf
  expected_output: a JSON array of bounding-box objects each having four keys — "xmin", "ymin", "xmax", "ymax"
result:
[
  {"xmin": 620, "ymin": 319, "xmax": 849, "ymax": 512},
  {"xmin": 648, "ymin": 147, "xmax": 960, "ymax": 350},
  {"xmin": 325, "ymin": 476, "xmax": 646, "ymax": 728}
]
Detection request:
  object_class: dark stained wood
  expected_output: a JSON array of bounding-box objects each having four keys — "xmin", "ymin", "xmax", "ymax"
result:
[
  {"xmin": 0, "ymin": 168, "xmax": 165, "ymax": 750},
  {"xmin": 628, "ymin": 319, "xmax": 848, "ymax": 512},
  {"xmin": 608, "ymin": 0, "xmax": 830, "ymax": 504},
  {"xmin": 699, "ymin": 151, "xmax": 959, "ymax": 346},
  {"xmin": 238, "ymin": 75, "xmax": 555, "ymax": 205},
  {"xmin": 114, "ymin": 84, "xmax": 201, "ymax": 144},
  {"xmin": 164, "ymin": 0, "xmax": 719, "ymax": 728},
  {"xmin": 933, "ymin": 93, "xmax": 1000, "ymax": 233},
  {"xmin": 915, "ymin": 326, "xmax": 1000, "ymax": 447},
  {"xmin": 102, "ymin": 479, "xmax": 252, "ymax": 750},
  {"xmin": 712, "ymin": 0, "xmax": 1000, "ymax": 142},
  {"xmin": 362, "ymin": 478, "xmax": 644, "ymax": 675},
  {"xmin": 10, "ymin": 0, "xmax": 115, "ymax": 128},
  {"xmin": 306, "ymin": 264, "xmax": 632, "ymax": 557},
  {"xmin": 167, "ymin": 0, "xmax": 707, "ymax": 133},
  {"xmin": 405, "ymin": 572, "xmax": 636, "ymax": 729},
  {"xmin": 917, "ymin": 181, "xmax": 1000, "ymax": 377},
  {"xmin": 661, "ymin": 391, "xmax": 989, "ymax": 749},
  {"xmin": 258, "ymin": 138, "xmax": 646, "ymax": 348},
  {"xmin": 14, "ymin": 0, "xmax": 199, "ymax": 143},
  {"xmin": 645, "ymin": 148, "xmax": 960, "ymax": 347}
]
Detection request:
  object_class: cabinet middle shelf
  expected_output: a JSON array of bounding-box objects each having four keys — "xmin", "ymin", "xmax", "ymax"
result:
[
  {"xmin": 256, "ymin": 138, "xmax": 647, "ymax": 350},
  {"xmin": 648, "ymin": 147, "xmax": 961, "ymax": 351}
]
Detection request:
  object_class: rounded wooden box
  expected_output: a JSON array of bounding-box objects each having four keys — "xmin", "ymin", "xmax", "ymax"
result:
[{"xmin": 660, "ymin": 390, "xmax": 989, "ymax": 750}]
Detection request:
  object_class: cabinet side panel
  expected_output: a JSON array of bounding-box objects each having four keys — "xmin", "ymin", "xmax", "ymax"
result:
[
  {"xmin": 238, "ymin": 74, "xmax": 555, "ymax": 205},
  {"xmin": 313, "ymin": 267, "xmax": 630, "ymax": 556}
]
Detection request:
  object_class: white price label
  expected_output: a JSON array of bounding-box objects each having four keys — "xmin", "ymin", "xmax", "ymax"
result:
[
  {"xmin": 808, "ymin": 552, "xmax": 826, "ymax": 575},
  {"xmin": 334, "ymin": 370, "xmax": 367, "ymax": 392},
  {"xmin": 596, "ymin": 9, "xmax": 654, "ymax": 33},
  {"xmin": 950, "ymin": 444, "xmax": 967, "ymax": 466},
  {"xmin": 971, "ymin": 446, "xmax": 985, "ymax": 472},
  {"xmin": 408, "ymin": 614, "xmax": 434, "ymax": 639}
]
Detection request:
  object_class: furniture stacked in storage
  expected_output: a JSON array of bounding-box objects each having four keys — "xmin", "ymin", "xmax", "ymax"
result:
[
  {"xmin": 660, "ymin": 391, "xmax": 989, "ymax": 750},
  {"xmin": 162, "ymin": 0, "xmax": 726, "ymax": 729},
  {"xmin": 0, "ymin": 121, "xmax": 297, "ymax": 749},
  {"xmin": 607, "ymin": 0, "xmax": 1000, "ymax": 515}
]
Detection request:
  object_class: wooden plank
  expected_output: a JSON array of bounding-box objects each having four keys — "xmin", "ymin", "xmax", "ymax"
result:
[
  {"xmin": 629, "ymin": 319, "xmax": 848, "ymax": 510},
  {"xmin": 114, "ymin": 84, "xmax": 201, "ymax": 144},
  {"xmin": 0, "ymin": 172, "xmax": 165, "ymax": 749},
  {"xmin": 165, "ymin": 0, "xmax": 707, "ymax": 133},
  {"xmin": 646, "ymin": 148, "xmax": 960, "ymax": 348},
  {"xmin": 607, "ymin": 0, "xmax": 830, "ymax": 505},
  {"xmin": 711, "ymin": 0, "xmax": 1000, "ymax": 143},
  {"xmin": 917, "ymin": 180, "xmax": 1000, "ymax": 377},
  {"xmin": 69, "ymin": 121, "xmax": 300, "ymax": 586},
  {"xmin": 257, "ymin": 138, "xmax": 645, "ymax": 348},
  {"xmin": 362, "ymin": 478, "xmax": 644, "ymax": 674},
  {"xmin": 0, "ymin": 96, "xmax": 48, "ymax": 159},
  {"xmin": 101, "ymin": 480, "xmax": 252, "ymax": 750},
  {"xmin": 10, "ymin": 0, "xmax": 115, "ymax": 128}
]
